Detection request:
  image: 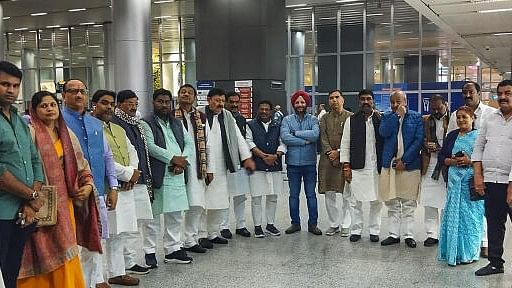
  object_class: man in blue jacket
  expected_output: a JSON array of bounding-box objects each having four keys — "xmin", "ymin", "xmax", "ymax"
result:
[
  {"xmin": 281, "ymin": 91, "xmax": 322, "ymax": 235},
  {"xmin": 379, "ymin": 91, "xmax": 423, "ymax": 248}
]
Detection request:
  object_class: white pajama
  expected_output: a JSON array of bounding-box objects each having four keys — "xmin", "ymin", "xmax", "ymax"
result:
[
  {"xmin": 386, "ymin": 198, "xmax": 417, "ymax": 239},
  {"xmin": 207, "ymin": 209, "xmax": 227, "ymax": 239},
  {"xmin": 143, "ymin": 212, "xmax": 184, "ymax": 255},
  {"xmin": 424, "ymin": 206, "xmax": 441, "ymax": 239},
  {"xmin": 350, "ymin": 199, "xmax": 383, "ymax": 235},
  {"xmin": 80, "ymin": 246, "xmax": 105, "ymax": 288},
  {"xmin": 251, "ymin": 195, "xmax": 278, "ymax": 227},
  {"xmin": 123, "ymin": 219, "xmax": 148, "ymax": 269},
  {"xmin": 325, "ymin": 191, "xmax": 351, "ymax": 229},
  {"xmin": 220, "ymin": 194, "xmax": 247, "ymax": 230},
  {"xmin": 184, "ymin": 206, "xmax": 204, "ymax": 248},
  {"xmin": 106, "ymin": 233, "xmax": 131, "ymax": 278}
]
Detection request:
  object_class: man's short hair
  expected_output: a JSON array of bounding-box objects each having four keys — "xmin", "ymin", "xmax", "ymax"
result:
[
  {"xmin": 464, "ymin": 81, "xmax": 481, "ymax": 92},
  {"xmin": 497, "ymin": 79, "xmax": 512, "ymax": 90},
  {"xmin": 63, "ymin": 79, "xmax": 86, "ymax": 92},
  {"xmin": 207, "ymin": 88, "xmax": 226, "ymax": 98},
  {"xmin": 358, "ymin": 89, "xmax": 374, "ymax": 98},
  {"xmin": 117, "ymin": 90, "xmax": 138, "ymax": 103},
  {"xmin": 328, "ymin": 89, "xmax": 343, "ymax": 97},
  {"xmin": 258, "ymin": 100, "xmax": 273, "ymax": 110},
  {"xmin": 179, "ymin": 84, "xmax": 197, "ymax": 96},
  {"xmin": 0, "ymin": 61, "xmax": 22, "ymax": 80},
  {"xmin": 153, "ymin": 88, "xmax": 172, "ymax": 100},
  {"xmin": 429, "ymin": 94, "xmax": 445, "ymax": 103},
  {"xmin": 92, "ymin": 90, "xmax": 116, "ymax": 103}
]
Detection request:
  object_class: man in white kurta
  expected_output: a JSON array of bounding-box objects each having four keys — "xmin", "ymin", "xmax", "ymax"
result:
[
  {"xmin": 172, "ymin": 84, "xmax": 209, "ymax": 253},
  {"xmin": 340, "ymin": 90, "xmax": 383, "ymax": 243},
  {"xmin": 221, "ymin": 91, "xmax": 252, "ymax": 238},
  {"xmin": 447, "ymin": 81, "xmax": 496, "ymax": 256},
  {"xmin": 201, "ymin": 88, "xmax": 255, "ymax": 245},
  {"xmin": 246, "ymin": 100, "xmax": 286, "ymax": 238},
  {"xmin": 419, "ymin": 95, "xmax": 449, "ymax": 247},
  {"xmin": 91, "ymin": 90, "xmax": 144, "ymax": 286}
]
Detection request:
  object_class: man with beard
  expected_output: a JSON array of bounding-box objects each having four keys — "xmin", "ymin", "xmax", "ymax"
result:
[
  {"xmin": 281, "ymin": 91, "xmax": 322, "ymax": 235},
  {"xmin": 171, "ymin": 84, "xmax": 209, "ymax": 253},
  {"xmin": 0, "ymin": 61, "xmax": 44, "ymax": 288},
  {"xmin": 61, "ymin": 79, "xmax": 119, "ymax": 288},
  {"xmin": 418, "ymin": 95, "xmax": 449, "ymax": 247},
  {"xmin": 379, "ymin": 91, "xmax": 423, "ymax": 248},
  {"xmin": 110, "ymin": 91, "xmax": 154, "ymax": 271},
  {"xmin": 340, "ymin": 89, "xmax": 383, "ymax": 242},
  {"xmin": 473, "ymin": 80, "xmax": 512, "ymax": 276},
  {"xmin": 317, "ymin": 90, "xmax": 352, "ymax": 237},
  {"xmin": 448, "ymin": 81, "xmax": 495, "ymax": 257},
  {"xmin": 199, "ymin": 88, "xmax": 255, "ymax": 246},
  {"xmin": 91, "ymin": 90, "xmax": 145, "ymax": 286},
  {"xmin": 141, "ymin": 88, "xmax": 194, "ymax": 264},
  {"xmin": 246, "ymin": 100, "xmax": 286, "ymax": 238},
  {"xmin": 219, "ymin": 91, "xmax": 251, "ymax": 238}
]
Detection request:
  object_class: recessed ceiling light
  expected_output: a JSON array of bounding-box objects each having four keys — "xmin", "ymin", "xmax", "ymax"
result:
[
  {"xmin": 286, "ymin": 4, "xmax": 307, "ymax": 8},
  {"xmin": 30, "ymin": 12, "xmax": 48, "ymax": 16},
  {"xmin": 14, "ymin": 27, "xmax": 29, "ymax": 31},
  {"xmin": 46, "ymin": 25, "xmax": 61, "ymax": 28},
  {"xmin": 68, "ymin": 8, "xmax": 86, "ymax": 12},
  {"xmin": 2, "ymin": 17, "xmax": 10, "ymax": 20}
]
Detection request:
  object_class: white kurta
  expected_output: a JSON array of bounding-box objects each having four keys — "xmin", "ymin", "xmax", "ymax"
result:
[
  {"xmin": 340, "ymin": 116, "xmax": 379, "ymax": 202},
  {"xmin": 227, "ymin": 168, "xmax": 251, "ymax": 196},
  {"xmin": 183, "ymin": 112, "xmax": 207, "ymax": 208},
  {"xmin": 204, "ymin": 113, "xmax": 251, "ymax": 209},
  {"xmin": 246, "ymin": 121, "xmax": 287, "ymax": 197},
  {"xmin": 107, "ymin": 134, "xmax": 138, "ymax": 235},
  {"xmin": 419, "ymin": 117, "xmax": 447, "ymax": 209}
]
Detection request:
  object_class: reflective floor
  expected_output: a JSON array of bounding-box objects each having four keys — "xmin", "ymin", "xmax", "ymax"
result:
[{"xmin": 110, "ymin": 188, "xmax": 512, "ymax": 288}]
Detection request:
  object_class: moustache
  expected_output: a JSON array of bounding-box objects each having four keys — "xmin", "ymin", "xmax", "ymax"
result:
[
  {"xmin": 499, "ymin": 99, "xmax": 509, "ymax": 104},
  {"xmin": 464, "ymin": 97, "xmax": 473, "ymax": 101}
]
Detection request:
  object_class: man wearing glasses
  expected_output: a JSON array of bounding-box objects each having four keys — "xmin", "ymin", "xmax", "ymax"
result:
[{"xmin": 61, "ymin": 79, "xmax": 119, "ymax": 288}]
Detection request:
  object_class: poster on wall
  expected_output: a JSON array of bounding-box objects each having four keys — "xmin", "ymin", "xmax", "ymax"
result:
[
  {"xmin": 235, "ymin": 80, "xmax": 253, "ymax": 119},
  {"xmin": 196, "ymin": 80, "xmax": 215, "ymax": 107}
]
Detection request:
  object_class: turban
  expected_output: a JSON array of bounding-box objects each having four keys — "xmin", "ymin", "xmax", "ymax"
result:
[{"xmin": 290, "ymin": 90, "xmax": 311, "ymax": 106}]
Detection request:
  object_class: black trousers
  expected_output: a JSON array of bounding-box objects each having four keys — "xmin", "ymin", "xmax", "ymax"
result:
[
  {"xmin": 485, "ymin": 182, "xmax": 512, "ymax": 267},
  {"xmin": 0, "ymin": 220, "xmax": 35, "ymax": 288}
]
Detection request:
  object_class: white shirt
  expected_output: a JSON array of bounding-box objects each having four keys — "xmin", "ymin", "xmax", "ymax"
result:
[
  {"xmin": 448, "ymin": 102, "xmax": 496, "ymax": 132},
  {"xmin": 472, "ymin": 109, "xmax": 512, "ymax": 183}
]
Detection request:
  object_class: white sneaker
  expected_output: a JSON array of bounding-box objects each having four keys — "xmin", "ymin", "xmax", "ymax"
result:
[
  {"xmin": 340, "ymin": 227, "xmax": 350, "ymax": 237},
  {"xmin": 325, "ymin": 226, "xmax": 340, "ymax": 236}
]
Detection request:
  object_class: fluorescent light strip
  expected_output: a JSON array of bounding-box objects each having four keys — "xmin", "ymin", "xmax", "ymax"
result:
[
  {"xmin": 30, "ymin": 12, "xmax": 48, "ymax": 16},
  {"xmin": 79, "ymin": 22, "xmax": 95, "ymax": 25},
  {"xmin": 2, "ymin": 17, "xmax": 10, "ymax": 20},
  {"xmin": 46, "ymin": 25, "xmax": 61, "ymax": 28},
  {"xmin": 344, "ymin": 2, "xmax": 364, "ymax": 6},
  {"xmin": 336, "ymin": 0, "xmax": 360, "ymax": 3},
  {"xmin": 286, "ymin": 4, "xmax": 307, "ymax": 8},
  {"xmin": 478, "ymin": 8, "xmax": 512, "ymax": 13},
  {"xmin": 493, "ymin": 32, "xmax": 512, "ymax": 36},
  {"xmin": 294, "ymin": 7, "xmax": 312, "ymax": 10},
  {"xmin": 154, "ymin": 0, "xmax": 175, "ymax": 3},
  {"xmin": 154, "ymin": 15, "xmax": 173, "ymax": 19},
  {"xmin": 366, "ymin": 13, "xmax": 383, "ymax": 17},
  {"xmin": 14, "ymin": 27, "xmax": 28, "ymax": 31},
  {"xmin": 68, "ymin": 8, "xmax": 86, "ymax": 12}
]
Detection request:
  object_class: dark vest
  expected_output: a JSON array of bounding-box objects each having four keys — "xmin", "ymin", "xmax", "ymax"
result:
[
  {"xmin": 231, "ymin": 111, "xmax": 247, "ymax": 138},
  {"xmin": 142, "ymin": 115, "xmax": 185, "ymax": 189},
  {"xmin": 111, "ymin": 115, "xmax": 150, "ymax": 185},
  {"xmin": 349, "ymin": 112, "xmax": 383, "ymax": 173},
  {"xmin": 247, "ymin": 120, "xmax": 283, "ymax": 172},
  {"xmin": 206, "ymin": 107, "xmax": 236, "ymax": 173}
]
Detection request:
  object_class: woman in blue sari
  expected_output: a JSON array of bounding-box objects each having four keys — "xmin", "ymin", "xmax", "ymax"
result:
[{"xmin": 438, "ymin": 106, "xmax": 484, "ymax": 266}]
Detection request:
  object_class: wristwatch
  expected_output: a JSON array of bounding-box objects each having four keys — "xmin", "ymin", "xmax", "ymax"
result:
[{"xmin": 31, "ymin": 190, "xmax": 39, "ymax": 200}]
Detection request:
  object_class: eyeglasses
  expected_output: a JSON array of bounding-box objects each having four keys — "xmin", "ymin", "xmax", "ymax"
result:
[{"xmin": 65, "ymin": 88, "xmax": 88, "ymax": 95}]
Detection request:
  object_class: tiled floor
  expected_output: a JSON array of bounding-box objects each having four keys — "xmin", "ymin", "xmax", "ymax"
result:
[{"xmin": 109, "ymin": 188, "xmax": 512, "ymax": 288}]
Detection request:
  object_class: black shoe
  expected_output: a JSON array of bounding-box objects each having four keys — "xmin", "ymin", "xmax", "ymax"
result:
[
  {"xmin": 308, "ymin": 225, "xmax": 322, "ymax": 235},
  {"xmin": 210, "ymin": 237, "xmax": 228, "ymax": 244},
  {"xmin": 370, "ymin": 234, "xmax": 379, "ymax": 242},
  {"xmin": 198, "ymin": 238, "xmax": 213, "ymax": 249},
  {"xmin": 285, "ymin": 224, "xmax": 301, "ymax": 234},
  {"xmin": 349, "ymin": 234, "xmax": 361, "ymax": 242},
  {"xmin": 254, "ymin": 226, "xmax": 265, "ymax": 238},
  {"xmin": 405, "ymin": 238, "xmax": 417, "ymax": 248},
  {"xmin": 381, "ymin": 236, "xmax": 400, "ymax": 246},
  {"xmin": 236, "ymin": 227, "xmax": 251, "ymax": 237},
  {"xmin": 423, "ymin": 237, "xmax": 439, "ymax": 247},
  {"xmin": 184, "ymin": 244, "xmax": 207, "ymax": 253},
  {"xmin": 126, "ymin": 264, "xmax": 150, "ymax": 274},
  {"xmin": 220, "ymin": 229, "xmax": 232, "ymax": 239},
  {"xmin": 265, "ymin": 224, "xmax": 281, "ymax": 236},
  {"xmin": 475, "ymin": 264, "xmax": 504, "ymax": 276},
  {"xmin": 144, "ymin": 253, "xmax": 158, "ymax": 269},
  {"xmin": 164, "ymin": 250, "xmax": 192, "ymax": 264}
]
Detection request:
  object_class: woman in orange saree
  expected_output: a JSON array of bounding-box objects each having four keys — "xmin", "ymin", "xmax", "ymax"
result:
[{"xmin": 17, "ymin": 91, "xmax": 102, "ymax": 288}]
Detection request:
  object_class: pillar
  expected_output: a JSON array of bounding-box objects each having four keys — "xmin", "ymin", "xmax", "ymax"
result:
[
  {"xmin": 111, "ymin": 0, "xmax": 152, "ymax": 117},
  {"xmin": 21, "ymin": 48, "xmax": 38, "ymax": 103}
]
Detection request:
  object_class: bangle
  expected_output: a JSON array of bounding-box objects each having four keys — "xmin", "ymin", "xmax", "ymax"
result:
[{"xmin": 31, "ymin": 190, "xmax": 39, "ymax": 200}]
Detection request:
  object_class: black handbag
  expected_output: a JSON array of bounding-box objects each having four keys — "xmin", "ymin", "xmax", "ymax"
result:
[{"xmin": 469, "ymin": 177, "xmax": 486, "ymax": 201}]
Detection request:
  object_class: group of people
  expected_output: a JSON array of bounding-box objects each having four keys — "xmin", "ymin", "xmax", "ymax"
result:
[{"xmin": 1, "ymin": 57, "xmax": 512, "ymax": 288}]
